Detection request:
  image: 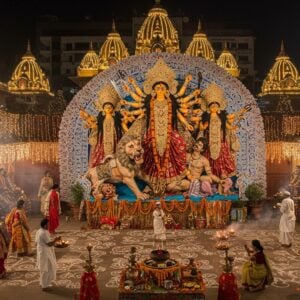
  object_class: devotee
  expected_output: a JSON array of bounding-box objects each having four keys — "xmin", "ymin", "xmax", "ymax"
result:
[
  {"xmin": 153, "ymin": 201, "xmax": 166, "ymax": 249},
  {"xmin": 44, "ymin": 184, "xmax": 61, "ymax": 234},
  {"xmin": 0, "ymin": 221, "xmax": 10, "ymax": 278},
  {"xmin": 277, "ymin": 190, "xmax": 296, "ymax": 247},
  {"xmin": 241, "ymin": 239, "xmax": 273, "ymax": 292},
  {"xmin": 38, "ymin": 171, "xmax": 53, "ymax": 215},
  {"xmin": 36, "ymin": 218, "xmax": 60, "ymax": 291},
  {"xmin": 5, "ymin": 199, "xmax": 32, "ymax": 257}
]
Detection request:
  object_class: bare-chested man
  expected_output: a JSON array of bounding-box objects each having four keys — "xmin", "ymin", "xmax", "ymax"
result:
[
  {"xmin": 167, "ymin": 137, "xmax": 221, "ymax": 195},
  {"xmin": 186, "ymin": 137, "xmax": 221, "ymax": 196}
]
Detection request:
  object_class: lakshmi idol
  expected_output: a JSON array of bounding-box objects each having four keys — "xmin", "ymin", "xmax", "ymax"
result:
[
  {"xmin": 121, "ymin": 58, "xmax": 200, "ymax": 195},
  {"xmin": 80, "ymin": 83, "xmax": 133, "ymax": 168}
]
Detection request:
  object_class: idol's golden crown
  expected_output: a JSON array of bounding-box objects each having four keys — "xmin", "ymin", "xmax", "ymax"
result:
[
  {"xmin": 95, "ymin": 83, "xmax": 120, "ymax": 111},
  {"xmin": 201, "ymin": 82, "xmax": 227, "ymax": 111},
  {"xmin": 143, "ymin": 58, "xmax": 178, "ymax": 95}
]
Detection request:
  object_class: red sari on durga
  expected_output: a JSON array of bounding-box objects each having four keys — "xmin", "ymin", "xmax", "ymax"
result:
[
  {"xmin": 142, "ymin": 128, "xmax": 186, "ymax": 182},
  {"xmin": 141, "ymin": 98, "xmax": 186, "ymax": 190},
  {"xmin": 45, "ymin": 190, "xmax": 61, "ymax": 234}
]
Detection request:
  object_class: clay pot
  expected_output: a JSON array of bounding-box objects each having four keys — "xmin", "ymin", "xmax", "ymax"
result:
[{"xmin": 150, "ymin": 250, "xmax": 170, "ymax": 262}]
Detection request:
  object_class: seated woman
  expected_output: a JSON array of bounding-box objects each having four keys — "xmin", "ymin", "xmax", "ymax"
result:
[{"xmin": 241, "ymin": 239, "xmax": 273, "ymax": 292}]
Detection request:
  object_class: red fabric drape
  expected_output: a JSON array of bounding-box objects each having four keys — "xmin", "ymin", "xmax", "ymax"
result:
[
  {"xmin": 218, "ymin": 272, "xmax": 240, "ymax": 300},
  {"xmin": 48, "ymin": 190, "xmax": 59, "ymax": 233},
  {"xmin": 142, "ymin": 129, "xmax": 186, "ymax": 180},
  {"xmin": 79, "ymin": 272, "xmax": 100, "ymax": 300}
]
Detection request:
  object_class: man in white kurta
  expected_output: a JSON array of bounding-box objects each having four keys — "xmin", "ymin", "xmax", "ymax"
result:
[
  {"xmin": 277, "ymin": 191, "xmax": 296, "ymax": 247},
  {"xmin": 153, "ymin": 202, "xmax": 166, "ymax": 249},
  {"xmin": 35, "ymin": 218, "xmax": 59, "ymax": 291}
]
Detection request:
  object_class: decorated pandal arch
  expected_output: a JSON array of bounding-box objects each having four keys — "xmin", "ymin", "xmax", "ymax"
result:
[{"xmin": 59, "ymin": 53, "xmax": 265, "ymax": 228}]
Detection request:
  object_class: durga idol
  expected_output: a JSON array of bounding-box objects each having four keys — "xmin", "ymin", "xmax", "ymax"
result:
[{"xmin": 122, "ymin": 58, "xmax": 200, "ymax": 194}]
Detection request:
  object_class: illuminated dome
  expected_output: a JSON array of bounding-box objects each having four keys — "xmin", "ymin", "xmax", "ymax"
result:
[
  {"xmin": 135, "ymin": 0, "xmax": 179, "ymax": 54},
  {"xmin": 216, "ymin": 43, "xmax": 239, "ymax": 77},
  {"xmin": 99, "ymin": 21, "xmax": 129, "ymax": 71},
  {"xmin": 261, "ymin": 41, "xmax": 300, "ymax": 95},
  {"xmin": 77, "ymin": 41, "xmax": 100, "ymax": 77},
  {"xmin": 185, "ymin": 20, "xmax": 215, "ymax": 61},
  {"xmin": 8, "ymin": 42, "xmax": 50, "ymax": 94}
]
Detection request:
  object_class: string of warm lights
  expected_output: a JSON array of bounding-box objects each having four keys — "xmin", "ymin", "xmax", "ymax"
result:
[
  {"xmin": 266, "ymin": 142, "xmax": 300, "ymax": 163},
  {"xmin": 0, "ymin": 110, "xmax": 61, "ymax": 141},
  {"xmin": 263, "ymin": 115, "xmax": 283, "ymax": 141},
  {"xmin": 0, "ymin": 142, "xmax": 58, "ymax": 164},
  {"xmin": 282, "ymin": 116, "xmax": 300, "ymax": 136},
  {"xmin": 263, "ymin": 115, "xmax": 300, "ymax": 141}
]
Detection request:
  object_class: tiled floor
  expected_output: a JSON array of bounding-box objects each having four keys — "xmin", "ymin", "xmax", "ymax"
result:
[{"xmin": 0, "ymin": 216, "xmax": 299, "ymax": 300}]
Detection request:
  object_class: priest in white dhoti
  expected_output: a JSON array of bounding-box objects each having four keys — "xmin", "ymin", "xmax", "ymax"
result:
[
  {"xmin": 35, "ymin": 218, "xmax": 60, "ymax": 291},
  {"xmin": 277, "ymin": 190, "xmax": 296, "ymax": 247},
  {"xmin": 153, "ymin": 201, "xmax": 166, "ymax": 249}
]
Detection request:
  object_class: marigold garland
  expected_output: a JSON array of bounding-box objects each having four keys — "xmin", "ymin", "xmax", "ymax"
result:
[{"xmin": 84, "ymin": 197, "xmax": 232, "ymax": 229}]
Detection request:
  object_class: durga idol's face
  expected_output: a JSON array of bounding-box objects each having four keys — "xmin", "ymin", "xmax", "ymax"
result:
[
  {"xmin": 209, "ymin": 103, "xmax": 220, "ymax": 113},
  {"xmin": 103, "ymin": 103, "xmax": 114, "ymax": 115},
  {"xmin": 154, "ymin": 83, "xmax": 168, "ymax": 99}
]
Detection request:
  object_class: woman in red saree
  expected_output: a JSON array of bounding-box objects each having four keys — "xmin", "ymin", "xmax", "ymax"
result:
[
  {"xmin": 5, "ymin": 199, "xmax": 32, "ymax": 256},
  {"xmin": 44, "ymin": 184, "xmax": 61, "ymax": 234}
]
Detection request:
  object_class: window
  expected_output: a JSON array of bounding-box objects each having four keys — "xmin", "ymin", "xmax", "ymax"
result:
[
  {"xmin": 238, "ymin": 55, "xmax": 249, "ymax": 63},
  {"xmin": 69, "ymin": 55, "xmax": 73, "ymax": 62},
  {"xmin": 40, "ymin": 55, "xmax": 50, "ymax": 63},
  {"xmin": 65, "ymin": 69, "xmax": 71, "ymax": 75},
  {"xmin": 52, "ymin": 54, "xmax": 60, "ymax": 62},
  {"xmin": 40, "ymin": 42, "xmax": 50, "ymax": 51},
  {"xmin": 53, "ymin": 66, "xmax": 60, "ymax": 76},
  {"xmin": 75, "ymin": 53, "xmax": 84, "ymax": 62},
  {"xmin": 212, "ymin": 42, "xmax": 222, "ymax": 50},
  {"xmin": 230, "ymin": 42, "xmax": 236, "ymax": 49},
  {"xmin": 240, "ymin": 68, "xmax": 248, "ymax": 75},
  {"xmin": 238, "ymin": 43, "xmax": 248, "ymax": 49},
  {"xmin": 74, "ymin": 42, "xmax": 89, "ymax": 50},
  {"xmin": 52, "ymin": 41, "xmax": 60, "ymax": 50},
  {"xmin": 65, "ymin": 43, "xmax": 73, "ymax": 51}
]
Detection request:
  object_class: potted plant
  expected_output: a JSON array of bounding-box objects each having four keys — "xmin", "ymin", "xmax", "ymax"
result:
[
  {"xmin": 245, "ymin": 182, "xmax": 265, "ymax": 219},
  {"xmin": 70, "ymin": 183, "xmax": 85, "ymax": 220}
]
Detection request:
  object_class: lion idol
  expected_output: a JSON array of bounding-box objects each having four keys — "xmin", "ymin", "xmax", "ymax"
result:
[{"xmin": 87, "ymin": 135, "xmax": 149, "ymax": 200}]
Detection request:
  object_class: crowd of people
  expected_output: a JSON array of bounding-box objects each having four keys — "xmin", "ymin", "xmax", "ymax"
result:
[
  {"xmin": 152, "ymin": 189, "xmax": 297, "ymax": 294},
  {"xmin": 0, "ymin": 174, "xmax": 61, "ymax": 290}
]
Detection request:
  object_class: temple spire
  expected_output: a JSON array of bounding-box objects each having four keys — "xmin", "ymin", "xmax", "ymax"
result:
[
  {"xmin": 260, "ymin": 41, "xmax": 300, "ymax": 95},
  {"xmin": 185, "ymin": 19, "xmax": 214, "ymax": 61},
  {"xmin": 26, "ymin": 40, "xmax": 32, "ymax": 55},
  {"xmin": 279, "ymin": 40, "xmax": 286, "ymax": 56},
  {"xmin": 89, "ymin": 40, "xmax": 93, "ymax": 50},
  {"xmin": 154, "ymin": 0, "xmax": 161, "ymax": 6},
  {"xmin": 135, "ymin": 0, "xmax": 179, "ymax": 54},
  {"xmin": 197, "ymin": 19, "xmax": 202, "ymax": 33},
  {"xmin": 8, "ymin": 42, "xmax": 50, "ymax": 94},
  {"xmin": 112, "ymin": 19, "xmax": 117, "ymax": 33}
]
